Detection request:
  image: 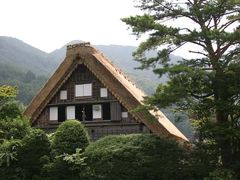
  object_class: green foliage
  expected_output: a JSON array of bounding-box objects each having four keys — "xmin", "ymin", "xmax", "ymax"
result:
[
  {"xmin": 17, "ymin": 129, "xmax": 51, "ymax": 179},
  {"xmin": 205, "ymin": 168, "xmax": 237, "ymax": 180},
  {"xmin": 123, "ymin": 0, "xmax": 240, "ymax": 177},
  {"xmin": 0, "ymin": 63, "xmax": 48, "ymax": 105},
  {"xmin": 41, "ymin": 148, "xmax": 86, "ymax": 180},
  {"xmin": 80, "ymin": 134, "xmax": 186, "ymax": 180},
  {"xmin": 62, "ymin": 148, "xmax": 86, "ymax": 171},
  {"xmin": 0, "ymin": 139, "xmax": 23, "ymax": 179},
  {"xmin": 0, "ymin": 85, "xmax": 17, "ymax": 99},
  {"xmin": 0, "ymin": 85, "xmax": 17, "ymax": 106},
  {"xmin": 0, "ymin": 102, "xmax": 22, "ymax": 119},
  {"xmin": 23, "ymin": 70, "xmax": 36, "ymax": 83},
  {"xmin": 41, "ymin": 156, "xmax": 76, "ymax": 180},
  {"xmin": 52, "ymin": 120, "xmax": 90, "ymax": 156},
  {"xmin": 0, "ymin": 116, "xmax": 31, "ymax": 141},
  {"xmin": 0, "ymin": 139, "xmax": 22, "ymax": 167}
]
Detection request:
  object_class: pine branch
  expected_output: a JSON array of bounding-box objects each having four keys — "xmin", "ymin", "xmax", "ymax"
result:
[
  {"xmin": 188, "ymin": 50, "xmax": 208, "ymax": 57},
  {"xmin": 190, "ymin": 92, "xmax": 214, "ymax": 99}
]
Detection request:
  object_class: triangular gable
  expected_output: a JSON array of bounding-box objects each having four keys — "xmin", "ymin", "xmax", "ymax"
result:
[{"xmin": 24, "ymin": 43, "xmax": 188, "ymax": 142}]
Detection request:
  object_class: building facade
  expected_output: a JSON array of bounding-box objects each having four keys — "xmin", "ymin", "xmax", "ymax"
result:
[{"xmin": 24, "ymin": 43, "xmax": 187, "ymax": 141}]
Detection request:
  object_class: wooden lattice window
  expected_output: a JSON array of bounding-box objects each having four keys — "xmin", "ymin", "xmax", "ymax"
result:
[
  {"xmin": 66, "ymin": 106, "xmax": 75, "ymax": 120},
  {"xmin": 60, "ymin": 90, "xmax": 67, "ymax": 100},
  {"xmin": 75, "ymin": 83, "xmax": 92, "ymax": 97},
  {"xmin": 49, "ymin": 107, "xmax": 58, "ymax": 121}
]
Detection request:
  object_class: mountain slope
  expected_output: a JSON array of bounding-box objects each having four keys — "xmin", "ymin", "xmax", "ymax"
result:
[
  {"xmin": 0, "ymin": 36, "xmax": 56, "ymax": 75},
  {"xmin": 0, "ymin": 37, "xmax": 182, "ymax": 96}
]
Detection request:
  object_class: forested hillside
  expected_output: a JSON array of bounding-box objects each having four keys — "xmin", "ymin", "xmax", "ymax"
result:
[
  {"xmin": 0, "ymin": 36, "xmax": 56, "ymax": 75},
  {"xmin": 0, "ymin": 64, "xmax": 47, "ymax": 104}
]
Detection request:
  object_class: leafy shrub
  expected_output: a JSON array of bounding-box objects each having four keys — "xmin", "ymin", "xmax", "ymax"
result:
[
  {"xmin": 205, "ymin": 168, "xmax": 237, "ymax": 180},
  {"xmin": 17, "ymin": 129, "xmax": 51, "ymax": 179},
  {"xmin": 80, "ymin": 134, "xmax": 186, "ymax": 180},
  {"xmin": 41, "ymin": 148, "xmax": 86, "ymax": 180},
  {"xmin": 0, "ymin": 116, "xmax": 30, "ymax": 141},
  {"xmin": 41, "ymin": 156, "xmax": 72, "ymax": 180},
  {"xmin": 51, "ymin": 120, "xmax": 90, "ymax": 155},
  {"xmin": 0, "ymin": 139, "xmax": 23, "ymax": 179},
  {"xmin": 0, "ymin": 102, "xmax": 22, "ymax": 119},
  {"xmin": 0, "ymin": 85, "xmax": 17, "ymax": 104}
]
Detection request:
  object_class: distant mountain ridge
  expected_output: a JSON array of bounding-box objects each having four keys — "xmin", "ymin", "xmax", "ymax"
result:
[
  {"xmin": 0, "ymin": 36, "xmax": 56, "ymax": 75},
  {"xmin": 0, "ymin": 36, "xmax": 181, "ymax": 95}
]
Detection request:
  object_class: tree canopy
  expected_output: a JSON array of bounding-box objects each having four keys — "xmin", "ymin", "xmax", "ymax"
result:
[
  {"xmin": 81, "ymin": 134, "xmax": 187, "ymax": 180},
  {"xmin": 51, "ymin": 120, "xmax": 90, "ymax": 155},
  {"xmin": 0, "ymin": 85, "xmax": 17, "ymax": 106},
  {"xmin": 122, "ymin": 0, "xmax": 240, "ymax": 177}
]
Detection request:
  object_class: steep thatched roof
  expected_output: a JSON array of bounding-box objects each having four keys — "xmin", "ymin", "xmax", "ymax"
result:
[{"xmin": 24, "ymin": 43, "xmax": 188, "ymax": 142}]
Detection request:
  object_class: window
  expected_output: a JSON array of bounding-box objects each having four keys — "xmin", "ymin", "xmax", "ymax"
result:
[
  {"xmin": 84, "ymin": 84, "xmax": 92, "ymax": 96},
  {"xmin": 66, "ymin": 106, "xmax": 75, "ymax": 120},
  {"xmin": 60, "ymin": 90, "xmax": 67, "ymax": 100},
  {"xmin": 121, "ymin": 112, "xmax": 128, "ymax": 118},
  {"xmin": 75, "ymin": 83, "xmax": 92, "ymax": 97},
  {"xmin": 75, "ymin": 84, "xmax": 84, "ymax": 97},
  {"xmin": 50, "ymin": 107, "xmax": 58, "ymax": 121},
  {"xmin": 93, "ymin": 104, "xmax": 102, "ymax": 119},
  {"xmin": 100, "ymin": 88, "xmax": 108, "ymax": 97}
]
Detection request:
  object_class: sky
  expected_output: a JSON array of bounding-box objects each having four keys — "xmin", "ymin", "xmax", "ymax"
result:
[
  {"xmin": 0, "ymin": 0, "xmax": 199, "ymax": 58},
  {"xmin": 0, "ymin": 0, "xmax": 143, "ymax": 52}
]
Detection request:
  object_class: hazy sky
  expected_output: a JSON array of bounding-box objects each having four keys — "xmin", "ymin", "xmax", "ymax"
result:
[
  {"xmin": 0, "ymin": 0, "xmax": 200, "ymax": 58},
  {"xmin": 0, "ymin": 0, "xmax": 143, "ymax": 52}
]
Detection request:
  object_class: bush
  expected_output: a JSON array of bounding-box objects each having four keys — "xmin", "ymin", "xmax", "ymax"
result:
[
  {"xmin": 17, "ymin": 129, "xmax": 51, "ymax": 179},
  {"xmin": 41, "ymin": 149, "xmax": 86, "ymax": 180},
  {"xmin": 0, "ymin": 116, "xmax": 31, "ymax": 141},
  {"xmin": 0, "ymin": 139, "xmax": 23, "ymax": 179},
  {"xmin": 41, "ymin": 156, "xmax": 74, "ymax": 180},
  {"xmin": 205, "ymin": 168, "xmax": 237, "ymax": 180},
  {"xmin": 80, "ymin": 134, "xmax": 186, "ymax": 180},
  {"xmin": 52, "ymin": 120, "xmax": 90, "ymax": 155},
  {"xmin": 0, "ymin": 102, "xmax": 22, "ymax": 119}
]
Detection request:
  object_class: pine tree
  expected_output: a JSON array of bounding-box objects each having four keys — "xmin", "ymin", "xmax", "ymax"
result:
[{"xmin": 123, "ymin": 0, "xmax": 240, "ymax": 176}]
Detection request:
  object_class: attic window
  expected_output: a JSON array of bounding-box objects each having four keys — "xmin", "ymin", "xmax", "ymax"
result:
[
  {"xmin": 100, "ymin": 88, "xmax": 108, "ymax": 97},
  {"xmin": 50, "ymin": 107, "xmax": 58, "ymax": 121},
  {"xmin": 60, "ymin": 90, "xmax": 67, "ymax": 100},
  {"xmin": 121, "ymin": 112, "xmax": 128, "ymax": 118},
  {"xmin": 75, "ymin": 83, "xmax": 92, "ymax": 97}
]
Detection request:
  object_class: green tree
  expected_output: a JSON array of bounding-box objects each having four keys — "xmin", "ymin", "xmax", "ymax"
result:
[
  {"xmin": 122, "ymin": 0, "xmax": 240, "ymax": 177},
  {"xmin": 0, "ymin": 139, "xmax": 23, "ymax": 179},
  {"xmin": 80, "ymin": 134, "xmax": 187, "ymax": 180},
  {"xmin": 41, "ymin": 148, "xmax": 86, "ymax": 180},
  {"xmin": 23, "ymin": 70, "xmax": 36, "ymax": 83},
  {"xmin": 52, "ymin": 120, "xmax": 90, "ymax": 156},
  {"xmin": 0, "ymin": 85, "xmax": 17, "ymax": 107},
  {"xmin": 0, "ymin": 116, "xmax": 30, "ymax": 142},
  {"xmin": 0, "ymin": 102, "xmax": 22, "ymax": 120},
  {"xmin": 17, "ymin": 129, "xmax": 51, "ymax": 179},
  {"xmin": 41, "ymin": 120, "xmax": 89, "ymax": 180}
]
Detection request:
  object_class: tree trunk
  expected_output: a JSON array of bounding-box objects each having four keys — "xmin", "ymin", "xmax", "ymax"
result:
[{"xmin": 214, "ymin": 71, "xmax": 233, "ymax": 168}]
